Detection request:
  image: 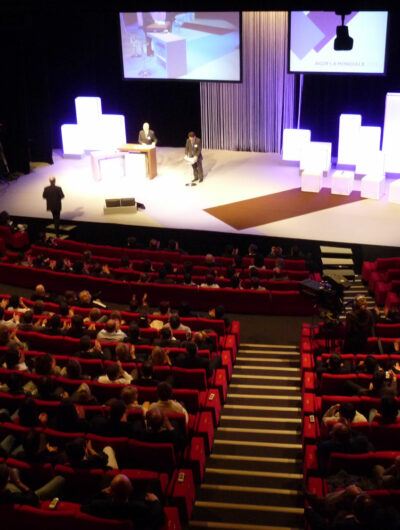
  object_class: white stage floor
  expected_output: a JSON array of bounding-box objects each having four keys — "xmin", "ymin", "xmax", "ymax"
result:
[{"xmin": 1, "ymin": 147, "xmax": 400, "ymax": 248}]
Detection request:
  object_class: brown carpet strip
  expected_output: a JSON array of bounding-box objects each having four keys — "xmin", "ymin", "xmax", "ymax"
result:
[{"xmin": 204, "ymin": 188, "xmax": 365, "ymax": 230}]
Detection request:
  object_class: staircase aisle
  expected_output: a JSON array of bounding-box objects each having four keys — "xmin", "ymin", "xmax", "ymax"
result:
[{"xmin": 189, "ymin": 343, "xmax": 304, "ymax": 530}]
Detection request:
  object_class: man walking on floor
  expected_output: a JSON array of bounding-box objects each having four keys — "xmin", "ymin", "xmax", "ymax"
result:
[{"xmin": 42, "ymin": 176, "xmax": 64, "ymax": 236}]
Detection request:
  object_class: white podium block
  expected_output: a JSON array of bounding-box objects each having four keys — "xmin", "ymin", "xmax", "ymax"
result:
[
  {"xmin": 282, "ymin": 129, "xmax": 311, "ymax": 162},
  {"xmin": 355, "ymin": 126, "xmax": 382, "ymax": 175},
  {"xmin": 388, "ymin": 179, "xmax": 400, "ymax": 204},
  {"xmin": 100, "ymin": 115, "xmax": 127, "ymax": 150},
  {"xmin": 331, "ymin": 170, "xmax": 355, "ymax": 195},
  {"xmin": 361, "ymin": 174, "xmax": 385, "ymax": 200},
  {"xmin": 90, "ymin": 151, "xmax": 125, "ymax": 181},
  {"xmin": 301, "ymin": 170, "xmax": 323, "ymax": 193},
  {"xmin": 61, "ymin": 124, "xmax": 83, "ymax": 157},
  {"xmin": 125, "ymin": 152, "xmax": 147, "ymax": 178},
  {"xmin": 383, "ymin": 93, "xmax": 400, "ymax": 174},
  {"xmin": 300, "ymin": 142, "xmax": 332, "ymax": 175},
  {"xmin": 337, "ymin": 114, "xmax": 362, "ymax": 166}
]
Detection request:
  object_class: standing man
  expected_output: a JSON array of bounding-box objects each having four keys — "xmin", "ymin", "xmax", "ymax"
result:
[
  {"xmin": 185, "ymin": 131, "xmax": 203, "ymax": 183},
  {"xmin": 42, "ymin": 177, "xmax": 64, "ymax": 236},
  {"xmin": 138, "ymin": 122, "xmax": 157, "ymax": 145}
]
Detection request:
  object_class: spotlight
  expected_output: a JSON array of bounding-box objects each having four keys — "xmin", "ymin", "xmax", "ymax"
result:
[{"xmin": 334, "ymin": 11, "xmax": 353, "ymax": 51}]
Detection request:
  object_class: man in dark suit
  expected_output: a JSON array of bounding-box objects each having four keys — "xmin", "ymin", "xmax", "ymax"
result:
[
  {"xmin": 42, "ymin": 177, "xmax": 64, "ymax": 235},
  {"xmin": 185, "ymin": 131, "xmax": 203, "ymax": 183},
  {"xmin": 138, "ymin": 122, "xmax": 157, "ymax": 145},
  {"xmin": 175, "ymin": 342, "xmax": 221, "ymax": 379}
]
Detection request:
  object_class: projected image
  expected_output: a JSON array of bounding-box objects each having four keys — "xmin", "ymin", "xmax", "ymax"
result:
[
  {"xmin": 289, "ymin": 11, "xmax": 388, "ymax": 74},
  {"xmin": 120, "ymin": 11, "xmax": 240, "ymax": 81}
]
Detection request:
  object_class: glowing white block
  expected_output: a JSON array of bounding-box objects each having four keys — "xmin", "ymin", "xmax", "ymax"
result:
[
  {"xmin": 331, "ymin": 170, "xmax": 354, "ymax": 195},
  {"xmin": 75, "ymin": 97, "xmax": 103, "ymax": 150},
  {"xmin": 100, "ymin": 115, "xmax": 127, "ymax": 150},
  {"xmin": 337, "ymin": 114, "xmax": 362, "ymax": 165},
  {"xmin": 383, "ymin": 93, "xmax": 400, "ymax": 174},
  {"xmin": 282, "ymin": 128, "xmax": 311, "ymax": 162},
  {"xmin": 300, "ymin": 142, "xmax": 332, "ymax": 174},
  {"xmin": 388, "ymin": 179, "xmax": 400, "ymax": 204},
  {"xmin": 361, "ymin": 174, "xmax": 385, "ymax": 200},
  {"xmin": 125, "ymin": 152, "xmax": 147, "ymax": 178},
  {"xmin": 355, "ymin": 126, "xmax": 381, "ymax": 175},
  {"xmin": 61, "ymin": 124, "xmax": 83, "ymax": 157},
  {"xmin": 301, "ymin": 170, "xmax": 323, "ymax": 192}
]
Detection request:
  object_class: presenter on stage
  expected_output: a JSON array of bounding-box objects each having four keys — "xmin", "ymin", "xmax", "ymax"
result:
[
  {"xmin": 42, "ymin": 177, "xmax": 64, "ymax": 236},
  {"xmin": 138, "ymin": 122, "xmax": 157, "ymax": 146},
  {"xmin": 185, "ymin": 131, "xmax": 203, "ymax": 183}
]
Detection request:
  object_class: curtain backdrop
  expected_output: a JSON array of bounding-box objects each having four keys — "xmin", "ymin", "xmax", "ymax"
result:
[{"xmin": 200, "ymin": 11, "xmax": 295, "ymax": 153}]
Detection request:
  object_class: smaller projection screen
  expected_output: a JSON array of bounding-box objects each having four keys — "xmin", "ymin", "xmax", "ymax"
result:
[
  {"xmin": 119, "ymin": 11, "xmax": 241, "ymax": 81},
  {"xmin": 289, "ymin": 11, "xmax": 388, "ymax": 74}
]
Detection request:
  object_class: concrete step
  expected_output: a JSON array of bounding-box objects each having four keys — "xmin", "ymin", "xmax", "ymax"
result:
[{"xmin": 320, "ymin": 245, "xmax": 353, "ymax": 255}]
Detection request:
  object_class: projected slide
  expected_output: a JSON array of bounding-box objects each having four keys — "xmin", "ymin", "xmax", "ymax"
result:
[
  {"xmin": 289, "ymin": 11, "xmax": 388, "ymax": 74},
  {"xmin": 120, "ymin": 11, "xmax": 240, "ymax": 81}
]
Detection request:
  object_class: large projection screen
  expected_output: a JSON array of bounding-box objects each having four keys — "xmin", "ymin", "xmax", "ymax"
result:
[
  {"xmin": 289, "ymin": 11, "xmax": 388, "ymax": 74},
  {"xmin": 119, "ymin": 11, "xmax": 241, "ymax": 81}
]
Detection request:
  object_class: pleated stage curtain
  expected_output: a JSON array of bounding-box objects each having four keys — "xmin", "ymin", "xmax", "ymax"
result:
[{"xmin": 200, "ymin": 11, "xmax": 295, "ymax": 153}]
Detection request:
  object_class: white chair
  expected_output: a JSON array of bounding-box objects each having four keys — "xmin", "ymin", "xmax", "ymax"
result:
[
  {"xmin": 388, "ymin": 179, "xmax": 400, "ymax": 204},
  {"xmin": 301, "ymin": 170, "xmax": 323, "ymax": 193},
  {"xmin": 361, "ymin": 174, "xmax": 385, "ymax": 200},
  {"xmin": 331, "ymin": 170, "xmax": 354, "ymax": 195}
]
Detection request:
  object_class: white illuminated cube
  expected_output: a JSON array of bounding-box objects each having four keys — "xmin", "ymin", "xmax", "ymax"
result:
[
  {"xmin": 331, "ymin": 170, "xmax": 354, "ymax": 195},
  {"xmin": 337, "ymin": 114, "xmax": 361, "ymax": 166},
  {"xmin": 355, "ymin": 126, "xmax": 381, "ymax": 175},
  {"xmin": 300, "ymin": 142, "xmax": 332, "ymax": 174},
  {"xmin": 388, "ymin": 179, "xmax": 400, "ymax": 204},
  {"xmin": 301, "ymin": 170, "xmax": 323, "ymax": 193},
  {"xmin": 361, "ymin": 174, "xmax": 385, "ymax": 200},
  {"xmin": 61, "ymin": 124, "xmax": 83, "ymax": 157},
  {"xmin": 383, "ymin": 93, "xmax": 400, "ymax": 174},
  {"xmin": 75, "ymin": 97, "xmax": 103, "ymax": 151},
  {"xmin": 100, "ymin": 115, "xmax": 127, "ymax": 150},
  {"xmin": 282, "ymin": 128, "xmax": 311, "ymax": 162}
]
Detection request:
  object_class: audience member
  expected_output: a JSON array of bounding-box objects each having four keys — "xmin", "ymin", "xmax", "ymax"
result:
[
  {"xmin": 131, "ymin": 361, "xmax": 160, "ymax": 387},
  {"xmin": 98, "ymin": 362, "xmax": 132, "ymax": 385},
  {"xmin": 175, "ymin": 342, "xmax": 221, "ymax": 379},
  {"xmin": 81, "ymin": 473, "xmax": 165, "ymax": 529},
  {"xmin": 141, "ymin": 408, "xmax": 186, "ymax": 451},
  {"xmin": 97, "ymin": 319, "xmax": 126, "ymax": 342},
  {"xmin": 148, "ymin": 382, "xmax": 188, "ymax": 424}
]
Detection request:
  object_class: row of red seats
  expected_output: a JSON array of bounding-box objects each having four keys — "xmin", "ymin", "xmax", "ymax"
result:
[
  {"xmin": 0, "ymin": 262, "xmax": 315, "ymax": 314},
  {"xmin": 0, "ymin": 498, "xmax": 181, "ymax": 530},
  {"xmin": 0, "ymin": 226, "xmax": 29, "ymax": 249},
  {"xmin": 49, "ymin": 238, "xmax": 308, "ymax": 269},
  {"xmin": 0, "ymin": 293, "xmax": 234, "ymax": 340},
  {"xmin": 28, "ymin": 244, "xmax": 309, "ymax": 276}
]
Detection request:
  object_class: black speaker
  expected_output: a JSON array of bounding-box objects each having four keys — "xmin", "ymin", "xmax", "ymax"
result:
[
  {"xmin": 120, "ymin": 198, "xmax": 135, "ymax": 207},
  {"xmin": 105, "ymin": 199, "xmax": 121, "ymax": 208}
]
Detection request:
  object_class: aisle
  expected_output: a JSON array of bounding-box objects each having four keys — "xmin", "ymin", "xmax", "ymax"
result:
[{"xmin": 189, "ymin": 343, "xmax": 304, "ymax": 530}]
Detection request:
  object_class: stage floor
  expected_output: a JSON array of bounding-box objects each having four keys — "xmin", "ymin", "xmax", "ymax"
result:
[{"xmin": 1, "ymin": 147, "xmax": 400, "ymax": 247}]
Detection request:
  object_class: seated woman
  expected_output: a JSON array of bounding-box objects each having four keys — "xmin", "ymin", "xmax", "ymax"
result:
[{"xmin": 151, "ymin": 346, "xmax": 171, "ymax": 367}]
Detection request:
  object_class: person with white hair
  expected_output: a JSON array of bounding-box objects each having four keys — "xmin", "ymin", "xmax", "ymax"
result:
[{"xmin": 138, "ymin": 122, "xmax": 157, "ymax": 145}]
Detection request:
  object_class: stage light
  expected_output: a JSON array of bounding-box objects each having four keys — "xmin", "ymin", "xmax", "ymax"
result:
[{"xmin": 334, "ymin": 12, "xmax": 353, "ymax": 51}]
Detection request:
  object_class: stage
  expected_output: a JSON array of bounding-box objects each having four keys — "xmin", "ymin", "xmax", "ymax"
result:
[{"xmin": 1, "ymin": 147, "xmax": 400, "ymax": 248}]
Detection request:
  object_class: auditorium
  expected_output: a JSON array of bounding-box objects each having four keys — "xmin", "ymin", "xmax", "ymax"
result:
[{"xmin": 0, "ymin": 0, "xmax": 399, "ymax": 529}]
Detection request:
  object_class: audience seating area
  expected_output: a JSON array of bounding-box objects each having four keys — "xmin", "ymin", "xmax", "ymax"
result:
[
  {"xmin": 0, "ymin": 237, "xmax": 319, "ymax": 315},
  {"xmin": 362, "ymin": 256, "xmax": 400, "ymax": 306},
  {"xmin": 300, "ymin": 321, "xmax": 400, "ymax": 529},
  {"xmin": 0, "ymin": 286, "xmax": 240, "ymax": 529}
]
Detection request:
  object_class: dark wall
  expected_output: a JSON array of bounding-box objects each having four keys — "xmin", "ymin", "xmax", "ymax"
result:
[{"xmin": 300, "ymin": 12, "xmax": 400, "ymax": 157}]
